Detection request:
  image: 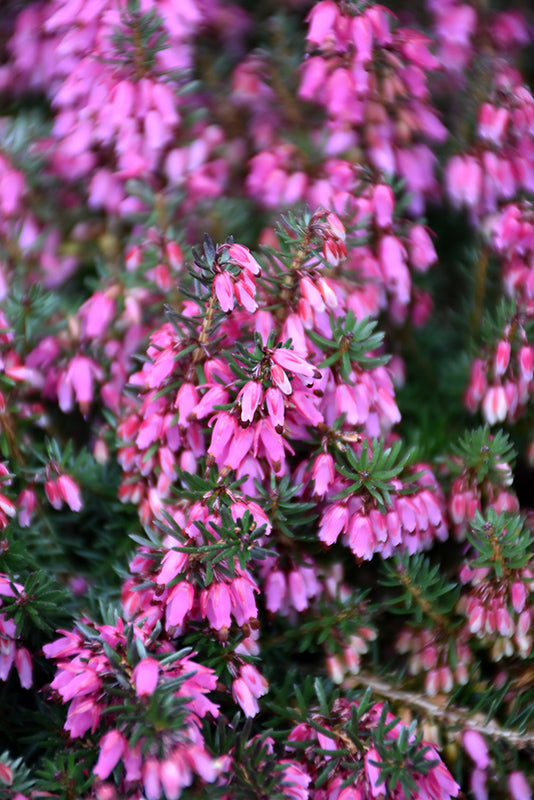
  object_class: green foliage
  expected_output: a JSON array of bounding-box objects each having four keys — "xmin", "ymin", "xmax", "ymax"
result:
[
  {"xmin": 308, "ymin": 312, "xmax": 389, "ymax": 379},
  {"xmin": 203, "ymin": 717, "xmax": 293, "ymax": 800},
  {"xmin": 380, "ymin": 552, "xmax": 460, "ymax": 626},
  {"xmin": 0, "ymin": 570, "xmax": 72, "ymax": 639},
  {"xmin": 466, "ymin": 509, "xmax": 532, "ymax": 576},
  {"xmin": 109, "ymin": 0, "xmax": 169, "ymax": 76},
  {"xmin": 333, "ymin": 438, "xmax": 416, "ymax": 508},
  {"xmin": 368, "ymin": 709, "xmax": 439, "ymax": 800},
  {"xmin": 254, "ymin": 473, "xmax": 317, "ymax": 541},
  {"xmin": 35, "ymin": 751, "xmax": 95, "ymax": 800},
  {"xmin": 449, "ymin": 426, "xmax": 516, "ymax": 484},
  {"xmin": 0, "ymin": 751, "xmax": 34, "ymax": 799}
]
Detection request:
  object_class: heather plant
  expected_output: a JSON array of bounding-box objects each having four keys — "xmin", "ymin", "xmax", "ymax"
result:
[{"xmin": 0, "ymin": 1, "xmax": 533, "ymax": 799}]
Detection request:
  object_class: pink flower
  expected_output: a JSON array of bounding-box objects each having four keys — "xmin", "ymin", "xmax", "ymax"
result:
[
  {"xmin": 265, "ymin": 387, "xmax": 285, "ymax": 430},
  {"xmin": 482, "ymin": 385, "xmax": 508, "ymax": 424},
  {"xmin": 240, "ymin": 663, "xmax": 268, "ymax": 700},
  {"xmin": 494, "ymin": 340, "xmax": 511, "ymax": 377},
  {"xmin": 15, "ymin": 647, "xmax": 32, "ymax": 688},
  {"xmin": 446, "ymin": 155, "xmax": 482, "ymax": 210},
  {"xmin": 306, "ymin": 1, "xmax": 339, "ymax": 46},
  {"xmin": 159, "ymin": 752, "xmax": 192, "ymax": 799},
  {"xmin": 463, "ymin": 730, "xmax": 490, "ymax": 770},
  {"xmin": 57, "ymin": 355, "xmax": 102, "ymax": 414},
  {"xmin": 132, "ymin": 657, "xmax": 159, "ymax": 697},
  {"xmin": 519, "ymin": 346, "xmax": 534, "ymax": 381},
  {"xmin": 201, "ymin": 582, "xmax": 232, "ymax": 630},
  {"xmin": 509, "ymin": 771, "xmax": 532, "ymax": 800},
  {"xmin": 78, "ymin": 291, "xmax": 115, "ymax": 339},
  {"xmin": 238, "ymin": 381, "xmax": 263, "ymax": 423},
  {"xmin": 408, "ymin": 225, "xmax": 437, "ymax": 271},
  {"xmin": 213, "ymin": 272, "xmax": 234, "ymax": 312},
  {"xmin": 93, "ymin": 730, "xmax": 127, "ymax": 780},
  {"xmin": 166, "ymin": 581, "xmax": 195, "ymax": 629},
  {"xmin": 208, "ymin": 412, "xmax": 237, "ymax": 463},
  {"xmin": 318, "ymin": 503, "xmax": 349, "ymax": 546},
  {"xmin": 230, "ymin": 576, "xmax": 259, "ymax": 626},
  {"xmin": 143, "ymin": 757, "xmax": 162, "ymax": 800},
  {"xmin": 227, "ymin": 243, "xmax": 261, "ymax": 274},
  {"xmin": 232, "ymin": 677, "xmax": 259, "ymax": 717},
  {"xmin": 57, "ymin": 474, "xmax": 83, "ymax": 512},
  {"xmin": 271, "ymin": 363, "xmax": 292, "ymax": 395},
  {"xmin": 312, "ymin": 453, "xmax": 335, "ymax": 497},
  {"xmin": 271, "ymin": 348, "xmax": 317, "ymax": 385},
  {"xmin": 373, "ymin": 185, "xmax": 395, "ymax": 228}
]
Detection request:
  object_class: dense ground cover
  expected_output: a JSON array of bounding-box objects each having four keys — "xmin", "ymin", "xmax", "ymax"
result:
[{"xmin": 0, "ymin": 1, "xmax": 533, "ymax": 798}]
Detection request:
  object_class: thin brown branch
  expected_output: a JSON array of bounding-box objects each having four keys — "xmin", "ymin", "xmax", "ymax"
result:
[{"xmin": 347, "ymin": 672, "xmax": 534, "ymax": 748}]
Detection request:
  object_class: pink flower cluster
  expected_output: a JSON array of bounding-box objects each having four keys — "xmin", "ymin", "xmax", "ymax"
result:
[
  {"xmin": 445, "ymin": 63, "xmax": 534, "ymax": 218},
  {"xmin": 299, "ymin": 2, "xmax": 447, "ymax": 214},
  {"xmin": 318, "ymin": 461, "xmax": 447, "ymax": 560},
  {"xmin": 396, "ymin": 627, "xmax": 471, "ymax": 697},
  {"xmin": 286, "ymin": 697, "xmax": 460, "ymax": 800},
  {"xmin": 448, "ymin": 456, "xmax": 517, "ymax": 539},
  {"xmin": 459, "ymin": 562, "xmax": 534, "ymax": 660},
  {"xmin": 43, "ymin": 617, "xmax": 220, "ymax": 799},
  {"xmin": 0, "ymin": 575, "xmax": 32, "ymax": 689}
]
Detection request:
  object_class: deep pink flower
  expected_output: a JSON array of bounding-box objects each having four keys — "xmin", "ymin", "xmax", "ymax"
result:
[
  {"xmin": 201, "ymin": 582, "xmax": 232, "ymax": 630},
  {"xmin": 265, "ymin": 387, "xmax": 285, "ymax": 429},
  {"xmin": 306, "ymin": 1, "xmax": 339, "ymax": 47},
  {"xmin": 133, "ymin": 657, "xmax": 159, "ymax": 697},
  {"xmin": 166, "ymin": 581, "xmax": 195, "ymax": 629},
  {"xmin": 373, "ymin": 185, "xmax": 395, "ymax": 228},
  {"xmin": 93, "ymin": 730, "xmax": 127, "ymax": 780}
]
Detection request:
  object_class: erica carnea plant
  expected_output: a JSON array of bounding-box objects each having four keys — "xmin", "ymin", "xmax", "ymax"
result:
[{"xmin": 0, "ymin": 1, "xmax": 533, "ymax": 799}]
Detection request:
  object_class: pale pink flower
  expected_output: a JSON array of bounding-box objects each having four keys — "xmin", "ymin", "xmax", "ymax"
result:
[
  {"xmin": 312, "ymin": 453, "xmax": 335, "ymax": 497},
  {"xmin": 57, "ymin": 474, "xmax": 83, "ymax": 511},
  {"xmin": 509, "ymin": 771, "xmax": 532, "ymax": 800},
  {"xmin": 271, "ymin": 363, "xmax": 292, "ymax": 395},
  {"xmin": 213, "ymin": 272, "xmax": 234, "ymax": 312},
  {"xmin": 482, "ymin": 385, "xmax": 508, "ymax": 424},
  {"xmin": 240, "ymin": 664, "xmax": 268, "ymax": 701},
  {"xmin": 232, "ymin": 676, "xmax": 259, "ymax": 717},
  {"xmin": 463, "ymin": 730, "xmax": 490, "ymax": 769},
  {"xmin": 238, "ymin": 381, "xmax": 263, "ymax": 423}
]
